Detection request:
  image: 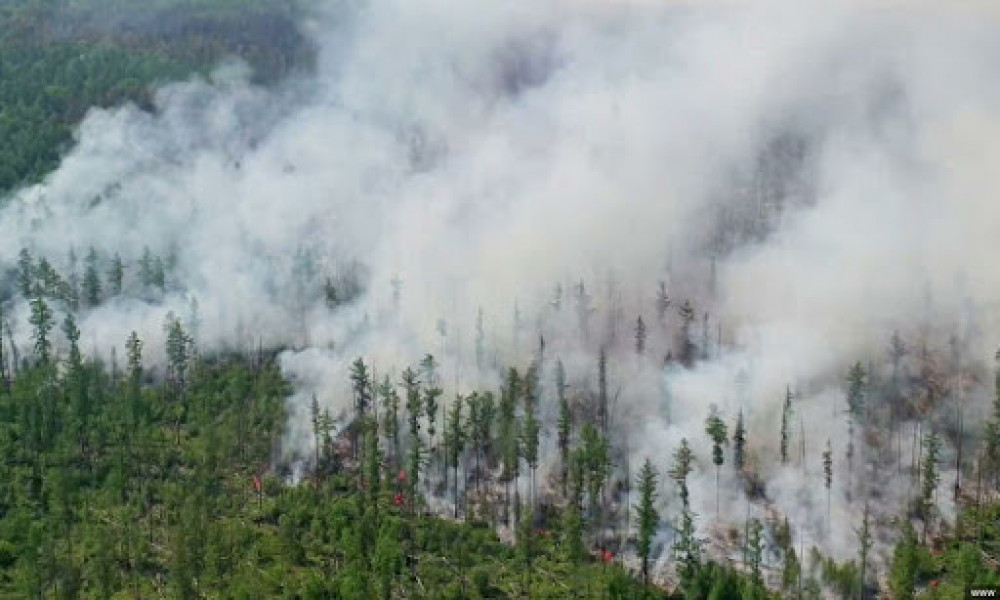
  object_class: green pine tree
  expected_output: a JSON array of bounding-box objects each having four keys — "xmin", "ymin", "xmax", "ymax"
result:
[{"xmin": 635, "ymin": 457, "xmax": 659, "ymax": 587}]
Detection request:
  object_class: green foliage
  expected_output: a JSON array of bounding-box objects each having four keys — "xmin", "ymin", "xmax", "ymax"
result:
[
  {"xmin": 635, "ymin": 457, "xmax": 659, "ymax": 586},
  {"xmin": 733, "ymin": 408, "xmax": 746, "ymax": 473},
  {"xmin": 0, "ymin": 0, "xmax": 312, "ymax": 194}
]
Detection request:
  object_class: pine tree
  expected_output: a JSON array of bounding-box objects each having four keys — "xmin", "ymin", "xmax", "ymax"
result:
[
  {"xmin": 139, "ymin": 247, "xmax": 154, "ymax": 289},
  {"xmin": 106, "ymin": 253, "xmax": 124, "ymax": 298},
  {"xmin": 151, "ymin": 256, "xmax": 166, "ymax": 292},
  {"xmin": 671, "ymin": 438, "xmax": 695, "ymax": 510},
  {"xmin": 499, "ymin": 368, "xmax": 520, "ymax": 525},
  {"xmin": 309, "ymin": 394, "xmax": 322, "ymax": 467},
  {"xmin": 164, "ymin": 314, "xmax": 192, "ymax": 442},
  {"xmin": 857, "ymin": 503, "xmax": 873, "ymax": 600},
  {"xmin": 28, "ymin": 288, "xmax": 53, "ymax": 365},
  {"xmin": 420, "ymin": 355, "xmax": 441, "ymax": 459},
  {"xmin": 445, "ymin": 396, "xmax": 465, "ymax": 518},
  {"xmin": 563, "ymin": 449, "xmax": 586, "ymax": 563},
  {"xmin": 986, "ymin": 351, "xmax": 1000, "ymax": 491},
  {"xmin": 18, "ymin": 248, "xmax": 33, "ymax": 297},
  {"xmin": 521, "ymin": 380, "xmax": 540, "ymax": 513},
  {"xmin": 401, "ymin": 367, "xmax": 423, "ymax": 515},
  {"xmin": 678, "ymin": 300, "xmax": 696, "ymax": 365},
  {"xmin": 781, "ymin": 385, "xmax": 793, "ymax": 465},
  {"xmin": 125, "ymin": 331, "xmax": 143, "ymax": 423},
  {"xmin": 921, "ymin": 430, "xmax": 941, "ymax": 543},
  {"xmin": 635, "ymin": 315, "xmax": 646, "ymax": 355},
  {"xmin": 62, "ymin": 313, "xmax": 81, "ymax": 372},
  {"xmin": 733, "ymin": 409, "xmax": 747, "ymax": 473},
  {"xmin": 556, "ymin": 359, "xmax": 572, "ymax": 497},
  {"xmin": 747, "ymin": 518, "xmax": 764, "ymax": 589},
  {"xmin": 82, "ymin": 246, "xmax": 101, "ymax": 307},
  {"xmin": 823, "ymin": 439, "xmax": 833, "ymax": 530},
  {"xmin": 581, "ymin": 423, "xmax": 610, "ymax": 550},
  {"xmin": 378, "ymin": 375, "xmax": 400, "ymax": 470},
  {"xmin": 675, "ymin": 508, "xmax": 702, "ymax": 592},
  {"xmin": 846, "ymin": 362, "xmax": 866, "ymax": 496},
  {"xmin": 635, "ymin": 458, "xmax": 659, "ymax": 587},
  {"xmin": 705, "ymin": 406, "xmax": 728, "ymax": 516},
  {"xmin": 350, "ymin": 358, "xmax": 373, "ymax": 460}
]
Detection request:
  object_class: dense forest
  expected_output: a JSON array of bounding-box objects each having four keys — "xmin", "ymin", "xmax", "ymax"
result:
[
  {"xmin": 1, "ymin": 1, "xmax": 999, "ymax": 599},
  {"xmin": 0, "ymin": 0, "xmax": 311, "ymax": 191}
]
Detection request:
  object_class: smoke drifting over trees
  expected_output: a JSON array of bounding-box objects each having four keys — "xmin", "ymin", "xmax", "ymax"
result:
[{"xmin": 3, "ymin": 0, "xmax": 1000, "ymax": 591}]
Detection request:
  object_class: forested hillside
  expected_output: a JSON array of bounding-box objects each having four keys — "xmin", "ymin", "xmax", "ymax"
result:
[{"xmin": 0, "ymin": 0, "xmax": 311, "ymax": 191}]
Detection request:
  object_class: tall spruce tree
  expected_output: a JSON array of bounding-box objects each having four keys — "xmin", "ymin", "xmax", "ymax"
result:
[
  {"xmin": 823, "ymin": 439, "xmax": 833, "ymax": 530},
  {"xmin": 445, "ymin": 396, "xmax": 465, "ymax": 518},
  {"xmin": 82, "ymin": 246, "xmax": 101, "ymax": 306},
  {"xmin": 108, "ymin": 253, "xmax": 124, "ymax": 296},
  {"xmin": 781, "ymin": 385, "xmax": 794, "ymax": 465},
  {"xmin": 29, "ymin": 288, "xmax": 53, "ymax": 365},
  {"xmin": 556, "ymin": 359, "xmax": 572, "ymax": 497},
  {"xmin": 705, "ymin": 406, "xmax": 728, "ymax": 516},
  {"xmin": 734, "ymin": 409, "xmax": 747, "ymax": 473},
  {"xmin": 401, "ymin": 367, "xmax": 423, "ymax": 515},
  {"xmin": 635, "ymin": 458, "xmax": 659, "ymax": 587},
  {"xmin": 921, "ymin": 431, "xmax": 941, "ymax": 543}
]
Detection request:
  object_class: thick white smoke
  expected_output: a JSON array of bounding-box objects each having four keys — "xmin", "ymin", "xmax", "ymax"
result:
[{"xmin": 2, "ymin": 0, "xmax": 999, "ymax": 580}]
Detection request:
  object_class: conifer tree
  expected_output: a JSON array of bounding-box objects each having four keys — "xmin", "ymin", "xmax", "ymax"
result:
[
  {"xmin": 635, "ymin": 458, "xmax": 659, "ymax": 587},
  {"xmin": 705, "ymin": 406, "xmax": 728, "ymax": 516},
  {"xmin": 18, "ymin": 247, "xmax": 33, "ymax": 297},
  {"xmin": 125, "ymin": 331, "xmax": 143, "ymax": 423},
  {"xmin": 465, "ymin": 392, "xmax": 487, "ymax": 495},
  {"xmin": 563, "ymin": 449, "xmax": 586, "ymax": 563},
  {"xmin": 823, "ymin": 439, "xmax": 833, "ymax": 530},
  {"xmin": 108, "ymin": 253, "xmax": 124, "ymax": 296},
  {"xmin": 678, "ymin": 300, "xmax": 696, "ymax": 365},
  {"xmin": 857, "ymin": 503, "xmax": 873, "ymax": 600},
  {"xmin": 420, "ymin": 355, "xmax": 441, "ymax": 459},
  {"xmin": 139, "ymin": 247, "xmax": 154, "ymax": 290},
  {"xmin": 521, "ymin": 380, "xmax": 540, "ymax": 512},
  {"xmin": 986, "ymin": 351, "xmax": 1000, "ymax": 490},
  {"xmin": 671, "ymin": 438, "xmax": 694, "ymax": 510},
  {"xmin": 556, "ymin": 359, "xmax": 572, "ymax": 497},
  {"xmin": 83, "ymin": 246, "xmax": 101, "ymax": 307},
  {"xmin": 378, "ymin": 375, "xmax": 400, "ymax": 470},
  {"xmin": 309, "ymin": 394, "xmax": 322, "ymax": 467},
  {"xmin": 499, "ymin": 368, "xmax": 520, "ymax": 525},
  {"xmin": 29, "ymin": 288, "xmax": 53, "ymax": 365},
  {"xmin": 445, "ymin": 396, "xmax": 465, "ymax": 518},
  {"xmin": 349, "ymin": 358, "xmax": 373, "ymax": 459},
  {"xmin": 781, "ymin": 385, "xmax": 793, "ymax": 465},
  {"xmin": 401, "ymin": 367, "xmax": 423, "ymax": 515},
  {"xmin": 734, "ymin": 409, "xmax": 747, "ymax": 473},
  {"xmin": 747, "ymin": 518, "xmax": 764, "ymax": 589},
  {"xmin": 921, "ymin": 430, "xmax": 941, "ymax": 542},
  {"xmin": 674, "ymin": 508, "xmax": 702, "ymax": 591},
  {"xmin": 151, "ymin": 256, "xmax": 166, "ymax": 292},
  {"xmin": 846, "ymin": 362, "xmax": 866, "ymax": 494}
]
